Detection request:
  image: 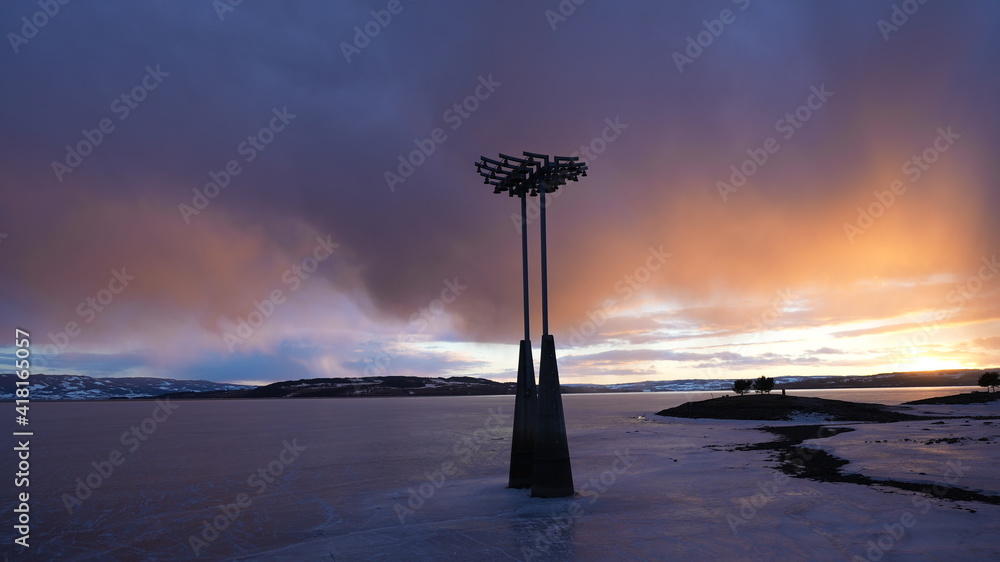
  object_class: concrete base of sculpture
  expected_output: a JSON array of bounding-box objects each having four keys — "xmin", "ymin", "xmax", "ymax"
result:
[
  {"xmin": 531, "ymin": 334, "xmax": 574, "ymax": 498},
  {"xmin": 507, "ymin": 339, "xmax": 536, "ymax": 489}
]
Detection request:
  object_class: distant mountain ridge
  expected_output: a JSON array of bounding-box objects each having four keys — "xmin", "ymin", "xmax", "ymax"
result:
[
  {"xmin": 0, "ymin": 374, "xmax": 248, "ymax": 401},
  {"xmin": 0, "ymin": 369, "xmax": 989, "ymax": 401},
  {"xmin": 567, "ymin": 370, "xmax": 987, "ymax": 393},
  {"xmin": 162, "ymin": 375, "xmax": 516, "ymax": 399}
]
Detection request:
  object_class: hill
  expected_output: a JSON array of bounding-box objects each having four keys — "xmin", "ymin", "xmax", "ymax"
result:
[
  {"xmin": 160, "ymin": 375, "xmax": 516, "ymax": 399},
  {"xmin": 656, "ymin": 394, "xmax": 927, "ymax": 422},
  {"xmin": 0, "ymin": 373, "xmax": 247, "ymax": 401}
]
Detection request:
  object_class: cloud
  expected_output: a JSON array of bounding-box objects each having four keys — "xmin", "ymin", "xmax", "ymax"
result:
[
  {"xmin": 2, "ymin": 1, "xmax": 999, "ymax": 382},
  {"xmin": 971, "ymin": 336, "xmax": 1000, "ymax": 350}
]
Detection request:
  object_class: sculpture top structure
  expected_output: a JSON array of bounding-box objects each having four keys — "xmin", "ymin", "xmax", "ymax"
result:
[{"xmin": 476, "ymin": 151, "xmax": 587, "ymax": 198}]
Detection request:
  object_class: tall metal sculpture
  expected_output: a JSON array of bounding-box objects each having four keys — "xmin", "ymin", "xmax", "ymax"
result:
[{"xmin": 475, "ymin": 151, "xmax": 587, "ymax": 497}]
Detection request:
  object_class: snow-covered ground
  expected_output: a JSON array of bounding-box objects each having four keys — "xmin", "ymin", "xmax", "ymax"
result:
[
  {"xmin": 3, "ymin": 391, "xmax": 998, "ymax": 560},
  {"xmin": 806, "ymin": 407, "xmax": 1000, "ymax": 495}
]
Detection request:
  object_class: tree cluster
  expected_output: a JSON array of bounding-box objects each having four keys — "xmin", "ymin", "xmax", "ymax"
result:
[{"xmin": 732, "ymin": 376, "xmax": 775, "ymax": 395}]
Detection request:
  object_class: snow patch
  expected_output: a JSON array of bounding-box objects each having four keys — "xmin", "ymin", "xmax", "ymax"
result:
[{"xmin": 784, "ymin": 410, "xmax": 834, "ymax": 423}]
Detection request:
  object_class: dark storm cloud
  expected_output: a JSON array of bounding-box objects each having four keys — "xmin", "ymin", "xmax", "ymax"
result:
[{"xmin": 2, "ymin": 0, "xmax": 999, "ymax": 380}]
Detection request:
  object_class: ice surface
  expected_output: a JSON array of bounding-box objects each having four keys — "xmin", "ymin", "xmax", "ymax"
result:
[
  {"xmin": 810, "ymin": 412, "xmax": 1000, "ymax": 494},
  {"xmin": 2, "ymin": 389, "xmax": 998, "ymax": 560}
]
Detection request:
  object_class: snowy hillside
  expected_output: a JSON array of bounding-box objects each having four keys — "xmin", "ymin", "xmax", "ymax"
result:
[{"xmin": 0, "ymin": 374, "xmax": 248, "ymax": 401}]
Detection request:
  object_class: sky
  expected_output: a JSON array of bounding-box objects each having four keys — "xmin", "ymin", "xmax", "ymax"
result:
[{"xmin": 1, "ymin": 0, "xmax": 999, "ymax": 386}]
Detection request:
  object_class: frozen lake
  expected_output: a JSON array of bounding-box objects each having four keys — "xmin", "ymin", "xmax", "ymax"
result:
[{"xmin": 3, "ymin": 387, "xmax": 999, "ymax": 560}]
